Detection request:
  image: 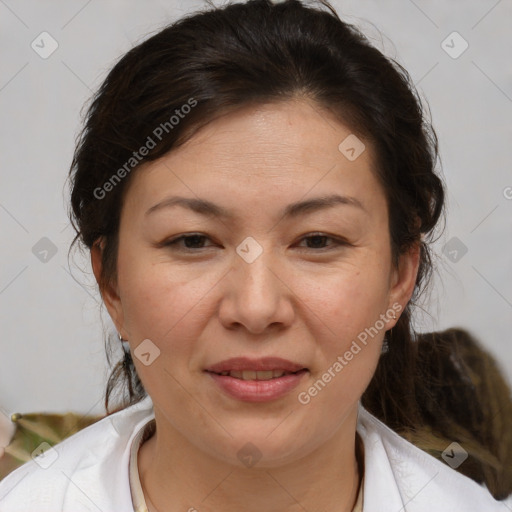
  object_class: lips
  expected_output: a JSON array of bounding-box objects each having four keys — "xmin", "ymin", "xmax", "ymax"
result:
[
  {"xmin": 214, "ymin": 369, "xmax": 300, "ymax": 380},
  {"xmin": 204, "ymin": 356, "xmax": 306, "ymax": 376},
  {"xmin": 204, "ymin": 357, "xmax": 309, "ymax": 402}
]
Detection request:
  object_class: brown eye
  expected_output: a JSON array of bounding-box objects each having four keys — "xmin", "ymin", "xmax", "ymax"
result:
[
  {"xmin": 163, "ymin": 234, "xmax": 214, "ymax": 250},
  {"xmin": 305, "ymin": 235, "xmax": 330, "ymax": 248},
  {"xmin": 297, "ymin": 233, "xmax": 347, "ymax": 250}
]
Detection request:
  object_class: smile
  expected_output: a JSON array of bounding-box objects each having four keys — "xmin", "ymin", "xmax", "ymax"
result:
[
  {"xmin": 210, "ymin": 369, "xmax": 302, "ymax": 380},
  {"xmin": 205, "ymin": 368, "xmax": 308, "ymax": 402}
]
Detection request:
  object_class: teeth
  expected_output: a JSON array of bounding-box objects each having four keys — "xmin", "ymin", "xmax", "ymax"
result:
[{"xmin": 221, "ymin": 370, "xmax": 292, "ymax": 380}]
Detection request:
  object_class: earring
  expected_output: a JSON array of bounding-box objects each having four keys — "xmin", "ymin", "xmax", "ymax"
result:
[
  {"xmin": 391, "ymin": 311, "xmax": 397, "ymax": 320},
  {"xmin": 118, "ymin": 332, "xmax": 128, "ymax": 342}
]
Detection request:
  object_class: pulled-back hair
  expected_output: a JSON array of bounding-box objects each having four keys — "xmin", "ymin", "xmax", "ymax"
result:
[{"xmin": 408, "ymin": 328, "xmax": 512, "ymax": 500}]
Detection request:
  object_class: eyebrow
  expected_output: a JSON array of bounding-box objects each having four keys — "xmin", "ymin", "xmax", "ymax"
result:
[{"xmin": 144, "ymin": 194, "xmax": 366, "ymax": 219}]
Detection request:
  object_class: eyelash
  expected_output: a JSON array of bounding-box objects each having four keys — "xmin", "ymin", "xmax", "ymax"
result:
[{"xmin": 161, "ymin": 232, "xmax": 348, "ymax": 252}]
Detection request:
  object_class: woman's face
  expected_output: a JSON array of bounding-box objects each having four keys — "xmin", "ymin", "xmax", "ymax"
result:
[{"xmin": 94, "ymin": 99, "xmax": 418, "ymax": 467}]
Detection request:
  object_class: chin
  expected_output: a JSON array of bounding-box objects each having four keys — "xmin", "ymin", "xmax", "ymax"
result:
[{"xmin": 201, "ymin": 426, "xmax": 315, "ymax": 469}]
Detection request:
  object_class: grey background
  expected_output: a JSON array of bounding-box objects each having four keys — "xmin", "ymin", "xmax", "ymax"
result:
[{"xmin": 1, "ymin": 0, "xmax": 511, "ymax": 418}]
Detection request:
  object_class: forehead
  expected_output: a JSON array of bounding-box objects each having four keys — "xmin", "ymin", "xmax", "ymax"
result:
[{"xmin": 123, "ymin": 100, "xmax": 385, "ymax": 218}]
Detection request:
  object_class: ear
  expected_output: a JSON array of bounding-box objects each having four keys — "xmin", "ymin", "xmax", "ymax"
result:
[
  {"xmin": 91, "ymin": 237, "xmax": 127, "ymax": 338},
  {"xmin": 387, "ymin": 242, "xmax": 421, "ymax": 323}
]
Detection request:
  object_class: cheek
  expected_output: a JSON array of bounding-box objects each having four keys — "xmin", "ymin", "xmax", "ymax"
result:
[
  {"xmin": 117, "ymin": 252, "xmax": 216, "ymax": 345},
  {"xmin": 294, "ymin": 264, "xmax": 390, "ymax": 409},
  {"xmin": 297, "ymin": 260, "xmax": 391, "ymax": 341},
  {"xmin": 119, "ymin": 261, "xmax": 216, "ymax": 399},
  {"xmin": 295, "ymin": 269, "xmax": 387, "ymax": 418}
]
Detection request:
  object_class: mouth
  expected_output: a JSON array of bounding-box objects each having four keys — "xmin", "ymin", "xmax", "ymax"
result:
[
  {"xmin": 205, "ymin": 368, "xmax": 308, "ymax": 380},
  {"xmin": 204, "ymin": 356, "xmax": 307, "ymax": 377},
  {"xmin": 203, "ymin": 357, "xmax": 309, "ymax": 402}
]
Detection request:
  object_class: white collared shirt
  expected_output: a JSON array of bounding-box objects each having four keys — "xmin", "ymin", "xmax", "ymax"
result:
[{"xmin": 0, "ymin": 395, "xmax": 509, "ymax": 511}]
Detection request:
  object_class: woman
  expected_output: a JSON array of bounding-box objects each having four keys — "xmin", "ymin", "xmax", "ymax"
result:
[{"xmin": 0, "ymin": 0, "xmax": 509, "ymax": 510}]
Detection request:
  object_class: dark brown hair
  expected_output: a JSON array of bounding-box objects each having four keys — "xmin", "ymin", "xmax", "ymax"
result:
[
  {"xmin": 67, "ymin": 0, "xmax": 451, "ymax": 469},
  {"xmin": 406, "ymin": 328, "xmax": 512, "ymax": 500}
]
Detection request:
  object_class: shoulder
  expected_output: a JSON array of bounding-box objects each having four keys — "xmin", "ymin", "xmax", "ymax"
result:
[
  {"xmin": 357, "ymin": 405, "xmax": 509, "ymax": 512},
  {"xmin": 0, "ymin": 396, "xmax": 154, "ymax": 512}
]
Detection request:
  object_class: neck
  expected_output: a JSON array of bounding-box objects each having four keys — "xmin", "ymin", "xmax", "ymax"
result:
[{"xmin": 138, "ymin": 406, "xmax": 362, "ymax": 512}]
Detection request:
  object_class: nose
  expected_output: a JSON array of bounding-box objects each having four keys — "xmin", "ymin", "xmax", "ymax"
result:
[{"xmin": 218, "ymin": 249, "xmax": 295, "ymax": 335}]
